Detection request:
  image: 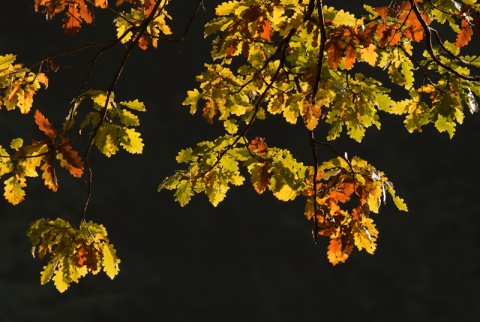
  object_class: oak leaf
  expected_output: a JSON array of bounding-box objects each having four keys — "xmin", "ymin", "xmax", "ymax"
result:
[
  {"xmin": 456, "ymin": 18, "xmax": 473, "ymax": 48},
  {"xmin": 344, "ymin": 45, "xmax": 356, "ymax": 69},
  {"xmin": 302, "ymin": 102, "xmax": 321, "ymax": 131},
  {"xmin": 57, "ymin": 140, "xmax": 84, "ymax": 178},
  {"xmin": 248, "ymin": 138, "xmax": 268, "ymax": 157},
  {"xmin": 74, "ymin": 243, "xmax": 100, "ymax": 271},
  {"xmin": 34, "ymin": 110, "xmax": 57, "ymax": 139},
  {"xmin": 4, "ymin": 175, "xmax": 26, "ymax": 205},
  {"xmin": 248, "ymin": 161, "xmax": 272, "ymax": 194},
  {"xmin": 360, "ymin": 43, "xmax": 378, "ymax": 66},
  {"xmin": 259, "ymin": 19, "xmax": 272, "ymax": 41},
  {"xmin": 327, "ymin": 238, "xmax": 350, "ymax": 265},
  {"xmin": 326, "ymin": 43, "xmax": 342, "ymax": 70},
  {"xmin": 40, "ymin": 154, "xmax": 58, "ymax": 192}
]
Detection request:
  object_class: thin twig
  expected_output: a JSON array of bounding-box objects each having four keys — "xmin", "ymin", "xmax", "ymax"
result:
[
  {"xmin": 409, "ymin": 0, "xmax": 480, "ymax": 81},
  {"xmin": 81, "ymin": 0, "xmax": 167, "ymax": 221}
]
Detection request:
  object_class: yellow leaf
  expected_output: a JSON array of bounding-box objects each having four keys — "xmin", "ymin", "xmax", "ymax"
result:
[
  {"xmin": 360, "ymin": 43, "xmax": 378, "ymax": 66},
  {"xmin": 102, "ymin": 243, "xmax": 120, "ymax": 279},
  {"xmin": 353, "ymin": 217, "xmax": 378, "ymax": 254},
  {"xmin": 4, "ymin": 175, "xmax": 26, "ymax": 205},
  {"xmin": 272, "ymin": 184, "xmax": 297, "ymax": 201},
  {"xmin": 332, "ymin": 10, "xmax": 356, "ymax": 27},
  {"xmin": 119, "ymin": 128, "xmax": 144, "ymax": 154},
  {"xmin": 216, "ymin": 1, "xmax": 238, "ymax": 16},
  {"xmin": 52, "ymin": 259, "xmax": 70, "ymax": 293}
]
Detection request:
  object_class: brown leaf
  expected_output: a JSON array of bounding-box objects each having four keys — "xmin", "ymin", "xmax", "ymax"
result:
[
  {"xmin": 40, "ymin": 154, "xmax": 58, "ymax": 192},
  {"xmin": 34, "ymin": 110, "xmax": 57, "ymax": 139},
  {"xmin": 251, "ymin": 161, "xmax": 271, "ymax": 194},
  {"xmin": 326, "ymin": 43, "xmax": 342, "ymax": 70},
  {"xmin": 225, "ymin": 42, "xmax": 238, "ymax": 56},
  {"xmin": 73, "ymin": 242, "xmax": 100, "ymax": 271},
  {"xmin": 57, "ymin": 140, "xmax": 84, "ymax": 178},
  {"xmin": 202, "ymin": 102, "xmax": 216, "ymax": 124}
]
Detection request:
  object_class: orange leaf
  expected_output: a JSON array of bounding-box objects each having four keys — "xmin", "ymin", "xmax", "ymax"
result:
[
  {"xmin": 57, "ymin": 140, "xmax": 84, "ymax": 178},
  {"xmin": 40, "ymin": 154, "xmax": 58, "ymax": 192},
  {"xmin": 248, "ymin": 137, "xmax": 268, "ymax": 156},
  {"xmin": 344, "ymin": 45, "xmax": 356, "ymax": 69},
  {"xmin": 62, "ymin": 0, "xmax": 93, "ymax": 35},
  {"xmin": 374, "ymin": 6, "xmax": 390, "ymax": 19},
  {"xmin": 34, "ymin": 110, "xmax": 57, "ymax": 139},
  {"xmin": 95, "ymin": 0, "xmax": 108, "ymax": 8},
  {"xmin": 327, "ymin": 238, "xmax": 350, "ymax": 265},
  {"xmin": 400, "ymin": 3, "xmax": 426, "ymax": 42},
  {"xmin": 329, "ymin": 181, "xmax": 355, "ymax": 203},
  {"xmin": 137, "ymin": 34, "xmax": 152, "ymax": 50},
  {"xmin": 259, "ymin": 19, "xmax": 272, "ymax": 42},
  {"xmin": 456, "ymin": 18, "xmax": 473, "ymax": 48}
]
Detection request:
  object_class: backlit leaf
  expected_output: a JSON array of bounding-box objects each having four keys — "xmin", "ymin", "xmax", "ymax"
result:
[
  {"xmin": 456, "ymin": 18, "xmax": 473, "ymax": 48},
  {"xmin": 119, "ymin": 128, "xmax": 144, "ymax": 154},
  {"xmin": 248, "ymin": 161, "xmax": 271, "ymax": 194},
  {"xmin": 40, "ymin": 154, "xmax": 58, "ymax": 192},
  {"xmin": 34, "ymin": 110, "xmax": 57, "ymax": 139},
  {"xmin": 4, "ymin": 175, "xmax": 26, "ymax": 205},
  {"xmin": 56, "ymin": 141, "xmax": 84, "ymax": 178},
  {"xmin": 327, "ymin": 238, "xmax": 350, "ymax": 265},
  {"xmin": 102, "ymin": 243, "xmax": 120, "ymax": 279}
]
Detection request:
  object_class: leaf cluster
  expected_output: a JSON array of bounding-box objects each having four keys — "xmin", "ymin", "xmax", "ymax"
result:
[
  {"xmin": 27, "ymin": 218, "xmax": 120, "ymax": 293},
  {"xmin": 0, "ymin": 54, "xmax": 48, "ymax": 114}
]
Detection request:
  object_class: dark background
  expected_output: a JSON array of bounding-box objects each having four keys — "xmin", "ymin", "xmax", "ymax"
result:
[{"xmin": 1, "ymin": 1, "xmax": 479, "ymax": 321}]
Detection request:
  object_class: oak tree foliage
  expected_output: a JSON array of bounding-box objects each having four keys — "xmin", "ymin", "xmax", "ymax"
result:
[{"xmin": 1, "ymin": 0, "xmax": 479, "ymax": 291}]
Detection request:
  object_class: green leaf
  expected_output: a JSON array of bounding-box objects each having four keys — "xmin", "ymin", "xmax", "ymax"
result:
[
  {"xmin": 174, "ymin": 180, "xmax": 193, "ymax": 207},
  {"xmin": 183, "ymin": 89, "xmax": 202, "ymax": 114},
  {"xmin": 224, "ymin": 119, "xmax": 238, "ymax": 134},
  {"xmin": 52, "ymin": 259, "xmax": 70, "ymax": 293},
  {"xmin": 40, "ymin": 259, "xmax": 57, "ymax": 285},
  {"xmin": 435, "ymin": 115, "xmax": 456, "ymax": 138},
  {"xmin": 118, "ymin": 109, "xmax": 140, "ymax": 126},
  {"xmin": 94, "ymin": 124, "xmax": 119, "ymax": 157}
]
